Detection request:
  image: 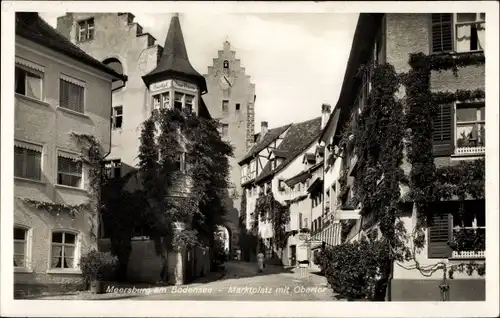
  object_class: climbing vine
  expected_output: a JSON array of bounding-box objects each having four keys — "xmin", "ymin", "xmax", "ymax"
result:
[
  {"xmin": 321, "ymin": 51, "xmax": 486, "ymax": 300},
  {"xmin": 21, "ymin": 133, "xmax": 103, "ymax": 242},
  {"xmin": 253, "ymin": 191, "xmax": 291, "ymax": 254},
  {"xmin": 138, "ymin": 108, "xmax": 233, "ymax": 269}
]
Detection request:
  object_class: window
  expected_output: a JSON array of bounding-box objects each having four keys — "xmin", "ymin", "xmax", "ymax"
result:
[
  {"xmin": 15, "ymin": 66, "xmax": 42, "ymax": 100},
  {"xmin": 431, "ymin": 13, "xmax": 485, "ymax": 53},
  {"xmin": 14, "ymin": 227, "xmax": 28, "ymax": 267},
  {"xmin": 78, "ymin": 18, "xmax": 95, "ymax": 42},
  {"xmin": 304, "ymin": 218, "xmax": 308, "ymax": 229},
  {"xmin": 455, "ymin": 102, "xmax": 485, "ymax": 152},
  {"xmin": 278, "ymin": 180, "xmax": 285, "ymax": 191},
  {"xmin": 221, "ymin": 124, "xmax": 229, "ymax": 137},
  {"xmin": 174, "ymin": 92, "xmax": 183, "ymax": 111},
  {"xmin": 112, "ymin": 106, "xmax": 123, "ymax": 129},
  {"xmin": 59, "ymin": 78, "xmax": 85, "ymax": 113},
  {"xmin": 174, "ymin": 153, "xmax": 187, "ymax": 173},
  {"xmin": 104, "ymin": 159, "xmax": 121, "ymax": 179},
  {"xmin": 14, "ymin": 146, "xmax": 41, "ymax": 180},
  {"xmin": 153, "ymin": 94, "xmax": 161, "ymax": 110},
  {"xmin": 57, "ymin": 155, "xmax": 83, "ymax": 188},
  {"xmin": 299, "ymin": 213, "xmax": 303, "ymax": 229},
  {"xmin": 451, "ymin": 200, "xmax": 485, "ymax": 258},
  {"xmin": 235, "ymin": 103, "xmax": 240, "ymax": 111},
  {"xmin": 223, "ymin": 60, "xmax": 229, "ymax": 69},
  {"xmin": 431, "ymin": 14, "xmax": 453, "ymax": 53},
  {"xmin": 162, "ymin": 92, "xmax": 171, "ymax": 109},
  {"xmin": 51, "ymin": 231, "xmax": 77, "ymax": 269},
  {"xmin": 432, "ymin": 103, "xmax": 453, "ymax": 155},
  {"xmin": 185, "ymin": 94, "xmax": 194, "ymax": 113},
  {"xmin": 222, "ymin": 100, "xmax": 229, "ymax": 112},
  {"xmin": 455, "ymin": 13, "xmax": 485, "ymax": 52}
]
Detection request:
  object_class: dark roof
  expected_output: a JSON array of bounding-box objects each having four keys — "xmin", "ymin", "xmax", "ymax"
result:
[
  {"xmin": 142, "ymin": 14, "xmax": 207, "ymax": 93},
  {"xmin": 15, "ymin": 13, "xmax": 126, "ymax": 81},
  {"xmin": 255, "ymin": 117, "xmax": 322, "ymax": 183},
  {"xmin": 285, "ymin": 160, "xmax": 323, "ymax": 188},
  {"xmin": 303, "ymin": 153, "xmax": 316, "ymax": 163},
  {"xmin": 272, "ymin": 149, "xmax": 288, "ymax": 158},
  {"xmin": 238, "ymin": 123, "xmax": 292, "ymax": 164},
  {"xmin": 307, "ymin": 177, "xmax": 323, "ymax": 195},
  {"xmin": 327, "ymin": 13, "xmax": 384, "ymax": 144}
]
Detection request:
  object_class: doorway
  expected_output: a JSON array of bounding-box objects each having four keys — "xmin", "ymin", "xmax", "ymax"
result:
[{"xmin": 290, "ymin": 245, "xmax": 297, "ymax": 266}]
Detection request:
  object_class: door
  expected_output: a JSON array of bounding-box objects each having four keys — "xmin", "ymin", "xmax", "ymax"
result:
[{"xmin": 290, "ymin": 245, "xmax": 297, "ymax": 266}]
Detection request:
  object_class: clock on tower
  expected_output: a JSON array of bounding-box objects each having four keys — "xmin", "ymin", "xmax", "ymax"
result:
[{"xmin": 219, "ymin": 74, "xmax": 233, "ymax": 89}]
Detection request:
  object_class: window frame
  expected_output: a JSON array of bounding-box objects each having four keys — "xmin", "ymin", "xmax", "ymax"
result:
[
  {"xmin": 222, "ymin": 100, "xmax": 229, "ymax": 113},
  {"xmin": 221, "ymin": 123, "xmax": 229, "ymax": 137},
  {"xmin": 14, "ymin": 144, "xmax": 42, "ymax": 181},
  {"xmin": 49, "ymin": 230, "xmax": 79, "ymax": 270},
  {"xmin": 59, "ymin": 74, "xmax": 86, "ymax": 114},
  {"xmin": 430, "ymin": 13, "xmax": 485, "ymax": 54},
  {"xmin": 14, "ymin": 225, "xmax": 32, "ymax": 271},
  {"xmin": 15, "ymin": 64, "xmax": 44, "ymax": 101},
  {"xmin": 77, "ymin": 18, "xmax": 95, "ymax": 42},
  {"xmin": 453, "ymin": 13, "xmax": 485, "ymax": 53},
  {"xmin": 57, "ymin": 152, "xmax": 84, "ymax": 189},
  {"xmin": 112, "ymin": 106, "xmax": 123, "ymax": 129},
  {"xmin": 454, "ymin": 101, "xmax": 485, "ymax": 153}
]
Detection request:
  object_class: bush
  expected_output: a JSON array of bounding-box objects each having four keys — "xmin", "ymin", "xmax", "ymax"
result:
[
  {"xmin": 319, "ymin": 239, "xmax": 391, "ymax": 300},
  {"xmin": 79, "ymin": 250, "xmax": 119, "ymax": 282}
]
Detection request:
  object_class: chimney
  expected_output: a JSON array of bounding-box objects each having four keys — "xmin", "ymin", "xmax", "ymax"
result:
[
  {"xmin": 261, "ymin": 121, "xmax": 268, "ymax": 138},
  {"xmin": 321, "ymin": 103, "xmax": 332, "ymax": 129}
]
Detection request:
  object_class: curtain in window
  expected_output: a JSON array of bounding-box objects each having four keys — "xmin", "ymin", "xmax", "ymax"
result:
[
  {"xmin": 456, "ymin": 24, "xmax": 472, "ymax": 52},
  {"xmin": 26, "ymin": 74, "xmax": 42, "ymax": 99},
  {"xmin": 477, "ymin": 23, "xmax": 486, "ymax": 51}
]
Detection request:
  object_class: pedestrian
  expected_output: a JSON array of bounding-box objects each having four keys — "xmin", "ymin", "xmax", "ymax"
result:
[
  {"xmin": 236, "ymin": 249, "xmax": 241, "ymax": 261},
  {"xmin": 257, "ymin": 252, "xmax": 264, "ymax": 273}
]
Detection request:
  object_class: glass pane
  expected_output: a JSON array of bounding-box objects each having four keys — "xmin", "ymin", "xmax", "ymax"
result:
[
  {"xmin": 25, "ymin": 150, "xmax": 41, "ymax": 180},
  {"xmin": 64, "ymin": 257, "xmax": 74, "ymax": 268},
  {"xmin": 480, "ymin": 13, "xmax": 485, "ymax": 20},
  {"xmin": 14, "ymin": 148, "xmax": 24, "ymax": 177},
  {"xmin": 64, "ymin": 233, "xmax": 76, "ymax": 244},
  {"xmin": 174, "ymin": 92, "xmax": 183, "ymax": 102},
  {"xmin": 14, "ymin": 228, "xmax": 26, "ymax": 240},
  {"xmin": 52, "ymin": 232, "xmax": 63, "ymax": 243},
  {"xmin": 480, "ymin": 106, "xmax": 485, "ymax": 120},
  {"xmin": 456, "ymin": 105, "xmax": 477, "ymax": 122},
  {"xmin": 456, "ymin": 124, "xmax": 476, "ymax": 147},
  {"xmin": 26, "ymin": 73, "xmax": 42, "ymax": 100},
  {"xmin": 457, "ymin": 13, "xmax": 478, "ymax": 23},
  {"xmin": 14, "ymin": 255, "xmax": 25, "ymax": 267},
  {"xmin": 14, "ymin": 242, "xmax": 26, "ymax": 254},
  {"xmin": 51, "ymin": 257, "xmax": 62, "ymax": 268},
  {"xmin": 51, "ymin": 245, "xmax": 62, "ymax": 268},
  {"xmin": 64, "ymin": 245, "xmax": 75, "ymax": 258}
]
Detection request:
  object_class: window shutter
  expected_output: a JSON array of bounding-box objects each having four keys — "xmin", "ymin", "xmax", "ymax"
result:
[
  {"xmin": 428, "ymin": 212, "xmax": 453, "ymax": 258},
  {"xmin": 432, "ymin": 103, "xmax": 454, "ymax": 156},
  {"xmin": 431, "ymin": 14, "xmax": 453, "ymax": 53}
]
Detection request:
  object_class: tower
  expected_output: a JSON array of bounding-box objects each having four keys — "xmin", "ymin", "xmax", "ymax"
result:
[{"xmin": 203, "ymin": 41, "xmax": 256, "ymax": 227}]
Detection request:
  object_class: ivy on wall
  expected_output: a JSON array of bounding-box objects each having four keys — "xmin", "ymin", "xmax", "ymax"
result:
[
  {"xmin": 21, "ymin": 133, "xmax": 103, "ymax": 243},
  {"xmin": 138, "ymin": 108, "xmax": 233, "ymax": 272},
  {"xmin": 320, "ymin": 50, "xmax": 486, "ymax": 300},
  {"xmin": 252, "ymin": 191, "xmax": 291, "ymax": 257}
]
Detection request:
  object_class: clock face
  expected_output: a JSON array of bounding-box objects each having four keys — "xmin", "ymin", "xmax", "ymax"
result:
[{"xmin": 219, "ymin": 75, "xmax": 232, "ymax": 89}]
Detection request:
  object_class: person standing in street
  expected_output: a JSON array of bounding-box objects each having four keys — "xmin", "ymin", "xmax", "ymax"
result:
[{"xmin": 257, "ymin": 252, "xmax": 264, "ymax": 273}]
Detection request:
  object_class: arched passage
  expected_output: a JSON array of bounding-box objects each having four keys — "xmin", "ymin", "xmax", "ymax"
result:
[{"xmin": 102, "ymin": 57, "xmax": 125, "ymax": 90}]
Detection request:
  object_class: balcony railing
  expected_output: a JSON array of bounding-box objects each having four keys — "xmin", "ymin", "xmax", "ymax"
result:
[
  {"xmin": 452, "ymin": 250, "xmax": 485, "ymax": 259},
  {"xmin": 450, "ymin": 227, "xmax": 485, "ymax": 259}
]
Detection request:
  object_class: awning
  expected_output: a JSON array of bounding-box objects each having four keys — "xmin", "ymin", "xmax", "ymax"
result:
[
  {"xmin": 307, "ymin": 177, "xmax": 323, "ymax": 195},
  {"xmin": 14, "ymin": 140, "xmax": 42, "ymax": 152}
]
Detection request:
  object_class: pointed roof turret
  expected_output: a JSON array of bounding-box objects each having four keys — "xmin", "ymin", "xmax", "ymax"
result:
[{"xmin": 142, "ymin": 13, "xmax": 207, "ymax": 93}]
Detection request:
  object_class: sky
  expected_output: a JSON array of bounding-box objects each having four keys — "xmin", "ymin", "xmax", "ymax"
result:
[{"xmin": 40, "ymin": 12, "xmax": 358, "ymax": 131}]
